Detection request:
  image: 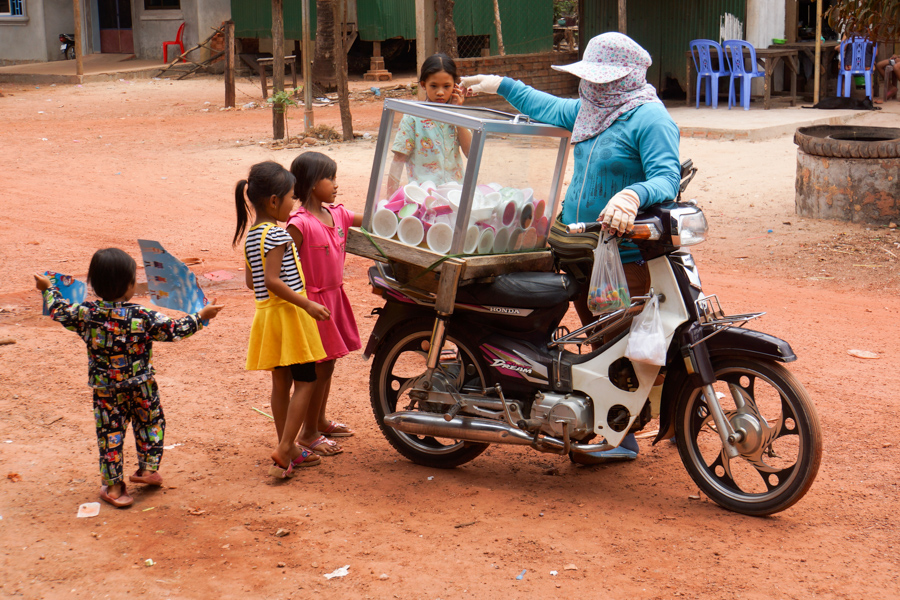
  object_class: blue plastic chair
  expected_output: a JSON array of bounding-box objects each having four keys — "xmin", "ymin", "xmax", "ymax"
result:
[
  {"xmin": 690, "ymin": 39, "xmax": 730, "ymax": 108},
  {"xmin": 723, "ymin": 40, "xmax": 765, "ymax": 110},
  {"xmin": 837, "ymin": 36, "xmax": 877, "ymax": 99}
]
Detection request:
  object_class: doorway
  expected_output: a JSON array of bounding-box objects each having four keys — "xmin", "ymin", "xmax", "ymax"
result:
[{"xmin": 97, "ymin": 0, "xmax": 134, "ymax": 54}]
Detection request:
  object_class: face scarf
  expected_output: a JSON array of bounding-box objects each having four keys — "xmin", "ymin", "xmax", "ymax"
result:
[{"xmin": 570, "ymin": 36, "xmax": 661, "ymax": 143}]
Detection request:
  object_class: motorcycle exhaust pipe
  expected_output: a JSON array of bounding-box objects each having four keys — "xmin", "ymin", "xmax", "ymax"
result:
[
  {"xmin": 384, "ymin": 411, "xmax": 537, "ymax": 446},
  {"xmin": 383, "ymin": 411, "xmax": 615, "ymax": 454}
]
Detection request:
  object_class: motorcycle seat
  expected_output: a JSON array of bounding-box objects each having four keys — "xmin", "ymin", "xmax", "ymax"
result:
[{"xmin": 456, "ymin": 271, "xmax": 579, "ymax": 309}]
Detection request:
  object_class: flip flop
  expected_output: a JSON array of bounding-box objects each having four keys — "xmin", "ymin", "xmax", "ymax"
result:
[
  {"xmin": 322, "ymin": 421, "xmax": 354, "ymax": 437},
  {"xmin": 269, "ymin": 447, "xmax": 321, "ymax": 478},
  {"xmin": 100, "ymin": 484, "xmax": 134, "ymax": 508},
  {"xmin": 309, "ymin": 435, "xmax": 343, "ymax": 457},
  {"xmin": 129, "ymin": 469, "xmax": 163, "ymax": 486}
]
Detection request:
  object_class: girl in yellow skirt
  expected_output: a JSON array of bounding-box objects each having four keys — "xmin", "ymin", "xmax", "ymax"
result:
[{"xmin": 233, "ymin": 161, "xmax": 331, "ymax": 478}]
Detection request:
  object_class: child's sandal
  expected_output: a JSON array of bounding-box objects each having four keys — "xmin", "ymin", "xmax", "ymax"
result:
[{"xmin": 322, "ymin": 421, "xmax": 354, "ymax": 437}]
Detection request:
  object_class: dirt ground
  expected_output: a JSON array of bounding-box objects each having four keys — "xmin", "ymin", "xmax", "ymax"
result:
[{"xmin": 1, "ymin": 75, "xmax": 899, "ymax": 600}]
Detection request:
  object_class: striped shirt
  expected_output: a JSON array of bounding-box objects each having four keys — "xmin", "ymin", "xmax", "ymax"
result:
[{"xmin": 244, "ymin": 223, "xmax": 306, "ymax": 301}]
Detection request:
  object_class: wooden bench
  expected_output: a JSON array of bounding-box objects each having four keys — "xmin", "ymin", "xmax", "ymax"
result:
[{"xmin": 255, "ymin": 55, "xmax": 299, "ymax": 99}]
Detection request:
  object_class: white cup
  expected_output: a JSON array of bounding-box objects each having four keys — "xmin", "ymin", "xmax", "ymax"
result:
[
  {"xmin": 464, "ymin": 225, "xmax": 480, "ymax": 254},
  {"xmin": 477, "ymin": 228, "xmax": 495, "ymax": 254},
  {"xmin": 397, "ymin": 216, "xmax": 424, "ymax": 246},
  {"xmin": 521, "ymin": 227, "xmax": 538, "ymax": 250},
  {"xmin": 492, "ymin": 226, "xmax": 510, "ymax": 254},
  {"xmin": 426, "ymin": 222, "xmax": 453, "ymax": 255},
  {"xmin": 372, "ymin": 208, "xmax": 399, "ymax": 239}
]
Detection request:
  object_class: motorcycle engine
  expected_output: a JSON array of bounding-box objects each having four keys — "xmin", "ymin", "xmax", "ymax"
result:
[{"xmin": 530, "ymin": 392, "xmax": 593, "ymax": 439}]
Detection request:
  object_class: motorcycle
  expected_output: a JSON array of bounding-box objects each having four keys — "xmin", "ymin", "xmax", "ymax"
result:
[
  {"xmin": 361, "ymin": 166, "xmax": 822, "ymax": 517},
  {"xmin": 59, "ymin": 33, "xmax": 75, "ymax": 60}
]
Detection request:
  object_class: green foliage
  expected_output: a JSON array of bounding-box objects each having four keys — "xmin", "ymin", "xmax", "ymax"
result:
[
  {"xmin": 267, "ymin": 88, "xmax": 301, "ymax": 112},
  {"xmin": 553, "ymin": 0, "xmax": 576, "ymax": 22},
  {"xmin": 826, "ymin": 0, "xmax": 900, "ymax": 41}
]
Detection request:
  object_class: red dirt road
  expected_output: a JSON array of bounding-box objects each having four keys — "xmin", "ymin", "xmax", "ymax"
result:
[{"xmin": 1, "ymin": 77, "xmax": 898, "ymax": 600}]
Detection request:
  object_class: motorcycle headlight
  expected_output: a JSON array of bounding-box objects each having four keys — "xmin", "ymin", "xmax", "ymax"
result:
[{"xmin": 671, "ymin": 206, "xmax": 708, "ymax": 246}]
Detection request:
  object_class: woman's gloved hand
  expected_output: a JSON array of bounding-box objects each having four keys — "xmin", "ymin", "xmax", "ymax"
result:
[
  {"xmin": 460, "ymin": 75, "xmax": 503, "ymax": 95},
  {"xmin": 599, "ymin": 189, "xmax": 640, "ymax": 236}
]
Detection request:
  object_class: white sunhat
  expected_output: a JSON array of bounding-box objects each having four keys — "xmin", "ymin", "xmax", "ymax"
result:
[{"xmin": 552, "ymin": 32, "xmax": 652, "ymax": 84}]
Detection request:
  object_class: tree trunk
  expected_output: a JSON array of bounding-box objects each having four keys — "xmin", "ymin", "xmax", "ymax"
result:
[
  {"xmin": 313, "ymin": 0, "xmax": 337, "ymax": 92},
  {"xmin": 435, "ymin": 0, "xmax": 458, "ymax": 58},
  {"xmin": 332, "ymin": 0, "xmax": 354, "ymax": 141},
  {"xmin": 492, "ymin": 0, "xmax": 505, "ymax": 56},
  {"xmin": 272, "ymin": 0, "xmax": 285, "ymax": 140}
]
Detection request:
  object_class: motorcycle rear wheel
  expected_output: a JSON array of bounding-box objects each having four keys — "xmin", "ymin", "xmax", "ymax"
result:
[
  {"xmin": 674, "ymin": 357, "xmax": 822, "ymax": 516},
  {"xmin": 65, "ymin": 46, "xmax": 76, "ymax": 60},
  {"xmin": 370, "ymin": 318, "xmax": 490, "ymax": 468}
]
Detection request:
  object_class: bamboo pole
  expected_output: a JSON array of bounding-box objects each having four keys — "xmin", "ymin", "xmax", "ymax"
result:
[
  {"xmin": 302, "ymin": 0, "xmax": 314, "ymax": 129},
  {"xmin": 813, "ymin": 0, "xmax": 822, "ymax": 103},
  {"xmin": 493, "ymin": 0, "xmax": 505, "ymax": 56},
  {"xmin": 72, "ymin": 0, "xmax": 83, "ymax": 79},
  {"xmin": 225, "ymin": 20, "xmax": 235, "ymax": 108}
]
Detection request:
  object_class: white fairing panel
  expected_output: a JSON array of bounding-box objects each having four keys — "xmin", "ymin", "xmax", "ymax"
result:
[{"xmin": 571, "ymin": 254, "xmax": 691, "ymax": 446}]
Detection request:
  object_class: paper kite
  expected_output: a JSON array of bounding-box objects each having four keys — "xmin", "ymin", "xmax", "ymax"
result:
[
  {"xmin": 137, "ymin": 239, "xmax": 208, "ymax": 314},
  {"xmin": 42, "ymin": 272, "xmax": 87, "ymax": 315}
]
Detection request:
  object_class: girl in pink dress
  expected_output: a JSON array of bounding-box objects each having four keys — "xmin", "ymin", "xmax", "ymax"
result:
[{"xmin": 287, "ymin": 152, "xmax": 362, "ymax": 456}]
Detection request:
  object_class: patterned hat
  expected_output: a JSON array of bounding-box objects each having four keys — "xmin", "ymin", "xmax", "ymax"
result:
[{"xmin": 552, "ymin": 32, "xmax": 652, "ymax": 84}]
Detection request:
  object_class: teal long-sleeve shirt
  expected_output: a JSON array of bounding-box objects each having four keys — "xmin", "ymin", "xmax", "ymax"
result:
[{"xmin": 497, "ymin": 78, "xmax": 681, "ymax": 263}]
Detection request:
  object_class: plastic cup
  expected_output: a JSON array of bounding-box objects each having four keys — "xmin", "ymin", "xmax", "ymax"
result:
[
  {"xmin": 508, "ymin": 227, "xmax": 524, "ymax": 251},
  {"xmin": 426, "ymin": 222, "xmax": 453, "ymax": 255},
  {"xmin": 404, "ymin": 183, "xmax": 428, "ymax": 205},
  {"xmin": 397, "ymin": 216, "xmax": 425, "ymax": 246},
  {"xmin": 477, "ymin": 228, "xmax": 495, "ymax": 254},
  {"xmin": 492, "ymin": 226, "xmax": 510, "ymax": 254},
  {"xmin": 533, "ymin": 198, "xmax": 546, "ymax": 221},
  {"xmin": 464, "ymin": 225, "xmax": 480, "ymax": 254},
  {"xmin": 397, "ymin": 202, "xmax": 419, "ymax": 219},
  {"xmin": 534, "ymin": 215, "xmax": 550, "ymax": 237},
  {"xmin": 519, "ymin": 202, "xmax": 534, "ymax": 229},
  {"xmin": 521, "ymin": 227, "xmax": 538, "ymax": 250},
  {"xmin": 372, "ymin": 207, "xmax": 399, "ymax": 239}
]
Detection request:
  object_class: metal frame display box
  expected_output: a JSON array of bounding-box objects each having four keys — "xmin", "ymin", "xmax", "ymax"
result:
[{"xmin": 348, "ymin": 98, "xmax": 572, "ymax": 290}]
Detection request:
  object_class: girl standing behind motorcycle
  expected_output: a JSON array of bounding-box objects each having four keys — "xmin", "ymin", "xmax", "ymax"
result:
[{"xmin": 461, "ymin": 32, "xmax": 682, "ymax": 461}]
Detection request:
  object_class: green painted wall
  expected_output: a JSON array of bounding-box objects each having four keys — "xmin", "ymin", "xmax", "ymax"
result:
[
  {"xmin": 233, "ymin": 0, "xmax": 552, "ymax": 54},
  {"xmin": 582, "ymin": 0, "xmax": 747, "ymax": 92}
]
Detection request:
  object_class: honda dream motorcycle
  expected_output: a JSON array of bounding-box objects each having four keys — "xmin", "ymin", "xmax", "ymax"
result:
[{"xmin": 361, "ymin": 172, "xmax": 822, "ymax": 517}]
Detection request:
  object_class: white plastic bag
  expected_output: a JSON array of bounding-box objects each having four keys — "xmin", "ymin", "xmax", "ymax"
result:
[{"xmin": 624, "ymin": 295, "xmax": 666, "ymax": 366}]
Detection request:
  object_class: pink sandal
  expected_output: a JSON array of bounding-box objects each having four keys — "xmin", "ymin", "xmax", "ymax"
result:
[
  {"xmin": 309, "ymin": 435, "xmax": 343, "ymax": 456},
  {"xmin": 322, "ymin": 421, "xmax": 354, "ymax": 438},
  {"xmin": 268, "ymin": 447, "xmax": 321, "ymax": 478}
]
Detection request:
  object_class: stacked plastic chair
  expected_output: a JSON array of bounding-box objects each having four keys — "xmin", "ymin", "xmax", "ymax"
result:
[
  {"xmin": 837, "ymin": 35, "xmax": 878, "ymax": 100},
  {"xmin": 723, "ymin": 40, "xmax": 765, "ymax": 110},
  {"xmin": 690, "ymin": 39, "xmax": 730, "ymax": 109}
]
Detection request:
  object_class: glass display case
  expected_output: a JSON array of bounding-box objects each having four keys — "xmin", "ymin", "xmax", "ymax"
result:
[{"xmin": 360, "ymin": 98, "xmax": 571, "ymax": 256}]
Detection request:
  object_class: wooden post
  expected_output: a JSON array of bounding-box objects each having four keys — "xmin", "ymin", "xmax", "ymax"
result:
[
  {"xmin": 72, "ymin": 0, "xmax": 84, "ymax": 79},
  {"xmin": 334, "ymin": 0, "xmax": 353, "ymax": 140},
  {"xmin": 225, "ymin": 20, "xmax": 235, "ymax": 108},
  {"xmin": 302, "ymin": 0, "xmax": 314, "ymax": 130},
  {"xmin": 272, "ymin": 0, "xmax": 285, "ymax": 140},
  {"xmin": 813, "ymin": 0, "xmax": 822, "ymax": 103},
  {"xmin": 785, "ymin": 0, "xmax": 798, "ymax": 44},
  {"xmin": 492, "ymin": 0, "xmax": 505, "ymax": 56},
  {"xmin": 415, "ymin": 0, "xmax": 436, "ymax": 99},
  {"xmin": 618, "ymin": 0, "xmax": 627, "ymax": 34}
]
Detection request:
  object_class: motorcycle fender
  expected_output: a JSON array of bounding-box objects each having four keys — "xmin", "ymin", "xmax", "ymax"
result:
[
  {"xmin": 652, "ymin": 328, "xmax": 796, "ymax": 446},
  {"xmin": 363, "ymin": 301, "xmax": 433, "ymax": 360}
]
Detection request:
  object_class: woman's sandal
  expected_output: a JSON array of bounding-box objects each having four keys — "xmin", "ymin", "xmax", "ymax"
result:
[
  {"xmin": 129, "ymin": 469, "xmax": 163, "ymax": 486},
  {"xmin": 322, "ymin": 421, "xmax": 354, "ymax": 438},
  {"xmin": 309, "ymin": 435, "xmax": 343, "ymax": 457},
  {"xmin": 268, "ymin": 447, "xmax": 322, "ymax": 478},
  {"xmin": 100, "ymin": 483, "xmax": 134, "ymax": 508}
]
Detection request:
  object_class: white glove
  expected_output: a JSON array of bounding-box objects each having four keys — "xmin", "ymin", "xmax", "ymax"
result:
[
  {"xmin": 599, "ymin": 189, "xmax": 641, "ymax": 235},
  {"xmin": 460, "ymin": 74, "xmax": 503, "ymax": 95}
]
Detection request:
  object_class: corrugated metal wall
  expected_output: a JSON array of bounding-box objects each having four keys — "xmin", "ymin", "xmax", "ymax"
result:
[
  {"xmin": 232, "ymin": 0, "xmax": 319, "ymax": 40},
  {"xmin": 234, "ymin": 0, "xmax": 551, "ymax": 54},
  {"xmin": 582, "ymin": 0, "xmax": 747, "ymax": 93}
]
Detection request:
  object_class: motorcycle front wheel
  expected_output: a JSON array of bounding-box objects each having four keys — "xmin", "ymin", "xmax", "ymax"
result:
[
  {"xmin": 674, "ymin": 357, "xmax": 822, "ymax": 516},
  {"xmin": 369, "ymin": 318, "xmax": 490, "ymax": 468},
  {"xmin": 65, "ymin": 46, "xmax": 76, "ymax": 60}
]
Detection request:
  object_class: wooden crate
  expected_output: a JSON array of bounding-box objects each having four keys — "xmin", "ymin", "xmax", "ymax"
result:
[{"xmin": 347, "ymin": 227, "xmax": 555, "ymax": 294}]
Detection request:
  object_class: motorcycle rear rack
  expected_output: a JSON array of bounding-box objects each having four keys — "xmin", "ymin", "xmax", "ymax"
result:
[
  {"xmin": 691, "ymin": 294, "xmax": 765, "ymax": 348},
  {"xmin": 549, "ymin": 291, "xmax": 663, "ymax": 351}
]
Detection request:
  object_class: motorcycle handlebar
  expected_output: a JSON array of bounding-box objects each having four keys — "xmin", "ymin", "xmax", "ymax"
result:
[{"xmin": 566, "ymin": 222, "xmax": 605, "ymax": 234}]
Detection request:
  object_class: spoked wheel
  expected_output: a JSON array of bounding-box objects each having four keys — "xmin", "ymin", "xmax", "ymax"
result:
[
  {"xmin": 369, "ymin": 318, "xmax": 490, "ymax": 468},
  {"xmin": 674, "ymin": 358, "xmax": 822, "ymax": 516},
  {"xmin": 65, "ymin": 46, "xmax": 76, "ymax": 60}
]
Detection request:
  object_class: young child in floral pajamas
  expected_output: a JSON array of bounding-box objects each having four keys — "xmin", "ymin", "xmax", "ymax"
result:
[{"xmin": 35, "ymin": 248, "xmax": 223, "ymax": 508}]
